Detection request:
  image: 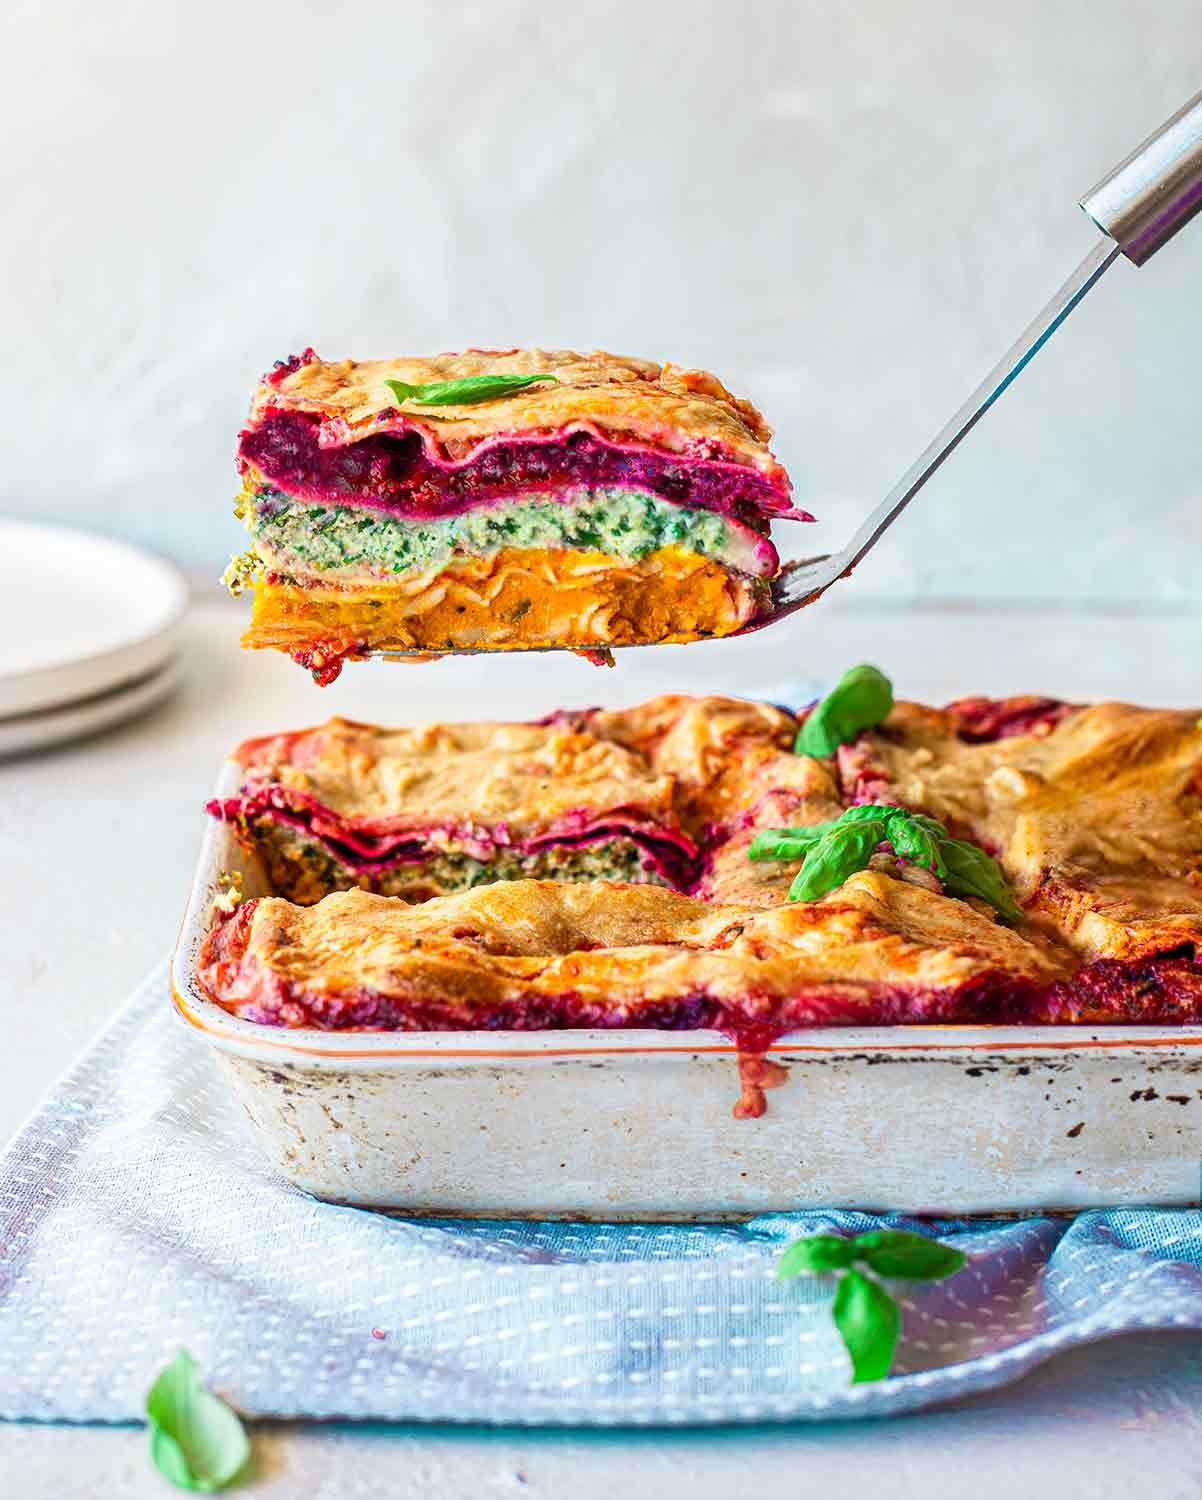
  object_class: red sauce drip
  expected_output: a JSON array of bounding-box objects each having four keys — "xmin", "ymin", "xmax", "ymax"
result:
[
  {"xmin": 288, "ymin": 640, "xmax": 368, "ymax": 687},
  {"xmin": 575, "ymin": 648, "xmax": 616, "ymax": 669},
  {"xmin": 733, "ymin": 1051, "xmax": 789, "ymax": 1118}
]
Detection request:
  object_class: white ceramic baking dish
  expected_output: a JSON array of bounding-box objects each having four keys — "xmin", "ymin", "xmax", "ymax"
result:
[{"xmin": 172, "ymin": 762, "xmax": 1202, "ymax": 1218}]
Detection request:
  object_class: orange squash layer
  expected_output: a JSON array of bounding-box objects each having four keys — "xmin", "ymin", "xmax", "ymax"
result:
[{"xmin": 243, "ymin": 547, "xmax": 768, "ymax": 670}]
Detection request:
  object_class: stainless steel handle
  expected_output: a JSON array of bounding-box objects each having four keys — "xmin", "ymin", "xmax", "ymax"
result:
[{"xmin": 1080, "ymin": 90, "xmax": 1202, "ymax": 265}]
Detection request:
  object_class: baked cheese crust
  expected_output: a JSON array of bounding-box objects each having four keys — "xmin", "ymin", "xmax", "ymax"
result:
[
  {"xmin": 254, "ymin": 349, "xmax": 784, "ymax": 473},
  {"xmin": 845, "ymin": 699, "xmax": 1202, "ymax": 962}
]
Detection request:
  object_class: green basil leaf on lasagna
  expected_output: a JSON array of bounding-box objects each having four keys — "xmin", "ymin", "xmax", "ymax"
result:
[
  {"xmin": 794, "ymin": 666, "xmax": 894, "ymax": 757},
  {"xmin": 384, "ymin": 373, "xmax": 558, "ymax": 407}
]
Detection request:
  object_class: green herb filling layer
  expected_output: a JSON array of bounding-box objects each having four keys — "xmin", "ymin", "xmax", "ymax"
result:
[
  {"xmin": 240, "ymin": 487, "xmax": 771, "ymax": 583},
  {"xmin": 255, "ymin": 821, "xmax": 667, "ymax": 906}
]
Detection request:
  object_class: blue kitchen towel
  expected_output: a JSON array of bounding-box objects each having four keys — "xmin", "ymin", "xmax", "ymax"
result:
[{"xmin": 2, "ymin": 960, "xmax": 1202, "ymax": 1426}]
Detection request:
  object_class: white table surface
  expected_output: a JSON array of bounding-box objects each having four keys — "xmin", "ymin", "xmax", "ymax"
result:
[{"xmin": 6, "ymin": 595, "xmax": 1202, "ymax": 1497}]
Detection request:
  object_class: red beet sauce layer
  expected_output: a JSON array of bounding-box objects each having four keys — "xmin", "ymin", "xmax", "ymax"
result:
[
  {"xmin": 206, "ymin": 786, "xmax": 698, "ymax": 888},
  {"xmin": 239, "ymin": 410, "xmax": 809, "ymax": 523}
]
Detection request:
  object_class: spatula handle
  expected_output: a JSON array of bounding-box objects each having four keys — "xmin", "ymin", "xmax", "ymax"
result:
[{"xmin": 1080, "ymin": 90, "xmax": 1202, "ymax": 265}]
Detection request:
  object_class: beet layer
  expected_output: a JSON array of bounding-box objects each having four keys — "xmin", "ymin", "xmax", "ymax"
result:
[
  {"xmin": 206, "ymin": 786, "xmax": 698, "ymax": 889},
  {"xmin": 240, "ymin": 410, "xmax": 808, "ymax": 523}
]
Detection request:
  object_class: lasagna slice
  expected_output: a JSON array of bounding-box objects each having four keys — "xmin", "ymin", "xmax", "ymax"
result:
[
  {"xmin": 207, "ymin": 713, "xmax": 695, "ymax": 905},
  {"xmin": 226, "ymin": 349, "xmax": 805, "ymax": 681}
]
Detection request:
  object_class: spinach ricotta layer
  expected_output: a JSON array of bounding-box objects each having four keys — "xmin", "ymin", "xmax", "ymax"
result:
[
  {"xmin": 254, "ymin": 820, "xmax": 668, "ymax": 906},
  {"xmin": 238, "ymin": 486, "xmax": 771, "ymax": 583}
]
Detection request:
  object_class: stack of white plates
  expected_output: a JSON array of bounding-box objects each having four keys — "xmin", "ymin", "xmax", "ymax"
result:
[{"xmin": 0, "ymin": 521, "xmax": 188, "ymax": 758}]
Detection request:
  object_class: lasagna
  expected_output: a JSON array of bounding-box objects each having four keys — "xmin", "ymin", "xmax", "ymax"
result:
[
  {"xmin": 201, "ymin": 686, "xmax": 1202, "ymax": 1118},
  {"xmin": 225, "ymin": 348, "xmax": 804, "ymax": 680},
  {"xmin": 206, "ymin": 713, "xmax": 697, "ymax": 905}
]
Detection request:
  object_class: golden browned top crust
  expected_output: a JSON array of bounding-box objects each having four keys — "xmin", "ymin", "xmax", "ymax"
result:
[
  {"xmin": 234, "ymin": 715, "xmax": 678, "ymax": 834},
  {"xmin": 230, "ymin": 695, "xmax": 804, "ymax": 847},
  {"xmin": 204, "ymin": 877, "xmax": 1066, "ymax": 1027},
  {"xmin": 203, "ymin": 691, "xmax": 1202, "ymax": 1031},
  {"xmin": 254, "ymin": 349, "xmax": 783, "ymax": 473},
  {"xmin": 854, "ymin": 700, "xmax": 1202, "ymax": 960}
]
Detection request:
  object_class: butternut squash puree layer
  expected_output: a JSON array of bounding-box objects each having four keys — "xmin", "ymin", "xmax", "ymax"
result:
[{"xmin": 243, "ymin": 546, "xmax": 767, "ymax": 658}]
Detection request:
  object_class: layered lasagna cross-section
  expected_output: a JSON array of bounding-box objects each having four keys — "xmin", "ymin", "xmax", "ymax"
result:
[
  {"xmin": 206, "ymin": 711, "xmax": 698, "ymax": 905},
  {"xmin": 225, "ymin": 349, "xmax": 805, "ymax": 680}
]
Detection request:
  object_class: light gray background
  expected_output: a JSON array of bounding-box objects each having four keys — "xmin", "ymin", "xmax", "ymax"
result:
[{"xmin": 2, "ymin": 0, "xmax": 1200, "ymax": 599}]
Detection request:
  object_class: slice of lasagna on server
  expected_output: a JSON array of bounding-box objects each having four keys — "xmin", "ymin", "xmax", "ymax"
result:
[{"xmin": 225, "ymin": 348, "xmax": 806, "ymax": 680}]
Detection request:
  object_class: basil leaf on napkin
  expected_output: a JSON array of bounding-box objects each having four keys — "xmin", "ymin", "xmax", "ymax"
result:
[
  {"xmin": 852, "ymin": 1228, "xmax": 967, "ymax": 1280},
  {"xmin": 794, "ymin": 665, "xmax": 894, "ymax": 757},
  {"xmin": 778, "ymin": 1228, "xmax": 967, "ymax": 1383},
  {"xmin": 832, "ymin": 1269, "xmax": 901, "ymax": 1384},
  {"xmin": 775, "ymin": 1234, "xmax": 857, "ymax": 1277},
  {"xmin": 146, "ymin": 1350, "xmax": 250, "ymax": 1492},
  {"xmin": 384, "ymin": 373, "xmax": 558, "ymax": 407}
]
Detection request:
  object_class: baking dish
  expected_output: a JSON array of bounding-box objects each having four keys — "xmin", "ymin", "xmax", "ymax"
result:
[{"xmin": 172, "ymin": 761, "xmax": 1202, "ymax": 1218}]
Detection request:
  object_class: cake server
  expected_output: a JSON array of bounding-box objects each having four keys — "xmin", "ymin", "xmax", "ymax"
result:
[{"xmin": 759, "ymin": 87, "xmax": 1202, "ymax": 624}]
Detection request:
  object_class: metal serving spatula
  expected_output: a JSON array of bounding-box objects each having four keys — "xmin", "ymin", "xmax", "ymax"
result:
[
  {"xmin": 381, "ymin": 90, "xmax": 1202, "ymax": 660},
  {"xmin": 756, "ymin": 87, "xmax": 1202, "ymax": 628}
]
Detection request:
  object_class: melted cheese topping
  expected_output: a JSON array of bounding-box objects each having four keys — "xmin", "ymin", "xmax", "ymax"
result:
[
  {"xmin": 243, "ymin": 546, "xmax": 766, "ymax": 658},
  {"xmin": 202, "ymin": 876, "xmax": 1067, "ymax": 1029},
  {"xmin": 203, "ymin": 692, "xmax": 1202, "ymax": 1030},
  {"xmin": 257, "ymin": 349, "xmax": 783, "ymax": 475},
  {"xmin": 231, "ymin": 694, "xmax": 805, "ymax": 844},
  {"xmin": 856, "ymin": 700, "xmax": 1202, "ymax": 959},
  {"xmin": 234, "ymin": 714, "xmax": 679, "ymax": 834}
]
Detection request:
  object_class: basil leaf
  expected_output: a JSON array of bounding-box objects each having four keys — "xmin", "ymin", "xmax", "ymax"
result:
[
  {"xmin": 750, "ymin": 807, "xmax": 899, "ymax": 863},
  {"xmin": 776, "ymin": 1234, "xmax": 857, "ymax": 1277},
  {"xmin": 146, "ymin": 1350, "xmax": 250, "ymax": 1492},
  {"xmin": 885, "ymin": 813, "xmax": 947, "ymax": 879},
  {"xmin": 384, "ymin": 373, "xmax": 558, "ymax": 407},
  {"xmin": 748, "ymin": 827, "xmax": 829, "ymax": 862},
  {"xmin": 789, "ymin": 820, "xmax": 886, "ymax": 901},
  {"xmin": 794, "ymin": 666, "xmax": 894, "ymax": 757},
  {"xmin": 909, "ymin": 812, "xmax": 949, "ymax": 839},
  {"xmin": 831, "ymin": 1269, "xmax": 901, "ymax": 1384},
  {"xmin": 939, "ymin": 838, "xmax": 1025, "ymax": 925},
  {"xmin": 851, "ymin": 1229, "xmax": 966, "ymax": 1281},
  {"xmin": 837, "ymin": 804, "xmax": 900, "ymax": 822},
  {"xmin": 749, "ymin": 838, "xmax": 815, "ymax": 864}
]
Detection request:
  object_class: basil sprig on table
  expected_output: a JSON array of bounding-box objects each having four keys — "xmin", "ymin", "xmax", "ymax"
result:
[
  {"xmin": 384, "ymin": 372, "xmax": 558, "ymax": 407},
  {"xmin": 146, "ymin": 1349, "xmax": 250, "ymax": 1492},
  {"xmin": 777, "ymin": 1229, "xmax": 966, "ymax": 1383},
  {"xmin": 749, "ymin": 804, "xmax": 1024, "ymax": 923},
  {"xmin": 794, "ymin": 664, "xmax": 894, "ymax": 756}
]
